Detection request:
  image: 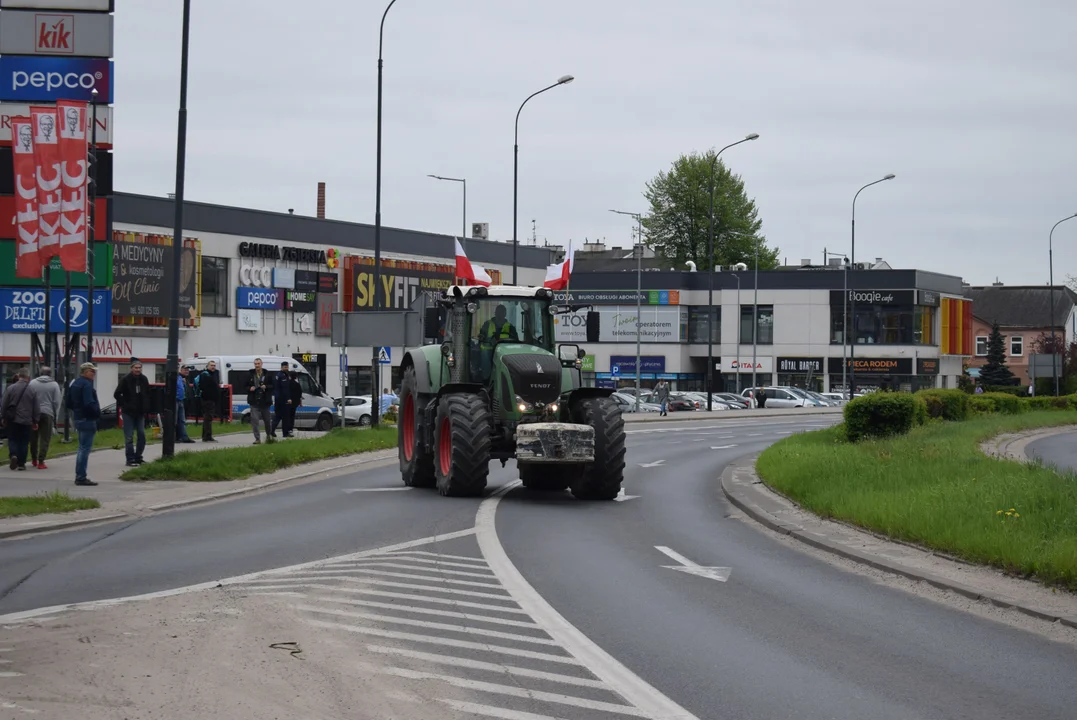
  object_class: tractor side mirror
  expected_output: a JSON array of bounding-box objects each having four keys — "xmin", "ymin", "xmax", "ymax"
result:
[{"xmin": 558, "ymin": 344, "xmax": 580, "ymax": 366}]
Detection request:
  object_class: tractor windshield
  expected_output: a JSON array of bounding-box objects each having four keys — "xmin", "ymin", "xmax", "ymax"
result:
[{"xmin": 470, "ymin": 298, "xmax": 553, "ymax": 352}]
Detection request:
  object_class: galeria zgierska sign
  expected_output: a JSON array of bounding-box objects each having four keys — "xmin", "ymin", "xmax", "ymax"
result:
[{"xmin": 238, "ymin": 241, "xmax": 326, "ymax": 265}]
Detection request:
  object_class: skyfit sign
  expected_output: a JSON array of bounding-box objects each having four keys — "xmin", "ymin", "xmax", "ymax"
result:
[{"xmin": 0, "ymin": 55, "xmax": 113, "ymax": 102}]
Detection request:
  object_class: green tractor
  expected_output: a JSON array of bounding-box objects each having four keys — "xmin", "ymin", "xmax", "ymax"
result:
[{"xmin": 397, "ymin": 284, "xmax": 626, "ymax": 499}]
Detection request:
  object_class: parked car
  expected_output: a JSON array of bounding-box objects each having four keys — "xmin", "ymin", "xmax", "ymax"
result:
[
  {"xmin": 715, "ymin": 392, "xmax": 751, "ymax": 409},
  {"xmin": 612, "ymin": 392, "xmax": 661, "ymax": 413},
  {"xmin": 336, "ymin": 395, "xmax": 375, "ymax": 425},
  {"xmin": 740, "ymin": 386, "xmax": 811, "ymax": 408}
]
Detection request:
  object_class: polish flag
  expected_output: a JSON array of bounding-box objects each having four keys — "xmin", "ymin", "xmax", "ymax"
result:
[
  {"xmin": 455, "ymin": 239, "xmax": 492, "ymax": 286},
  {"xmin": 543, "ymin": 238, "xmax": 576, "ymax": 290}
]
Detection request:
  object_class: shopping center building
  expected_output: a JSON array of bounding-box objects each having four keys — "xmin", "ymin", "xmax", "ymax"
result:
[{"xmin": 557, "ymin": 255, "xmax": 975, "ymax": 394}]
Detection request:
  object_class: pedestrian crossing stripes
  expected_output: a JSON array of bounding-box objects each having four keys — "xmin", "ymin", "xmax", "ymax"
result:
[{"xmin": 234, "ymin": 537, "xmax": 688, "ymax": 719}]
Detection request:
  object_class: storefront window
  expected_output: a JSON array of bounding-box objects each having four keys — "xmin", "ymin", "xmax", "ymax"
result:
[
  {"xmin": 830, "ymin": 305, "xmax": 934, "ymax": 345},
  {"xmin": 688, "ymin": 306, "xmax": 720, "ymax": 343},
  {"xmin": 739, "ymin": 305, "xmax": 773, "ymax": 344},
  {"xmin": 201, "ymin": 256, "xmax": 230, "ymax": 317}
]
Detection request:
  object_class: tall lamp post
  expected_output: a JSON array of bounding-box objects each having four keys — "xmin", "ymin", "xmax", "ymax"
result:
[
  {"xmin": 849, "ymin": 173, "xmax": 896, "ymax": 399},
  {"xmin": 842, "ymin": 256, "xmax": 849, "ymax": 397},
  {"xmin": 727, "ymin": 267, "xmax": 743, "ymax": 392},
  {"xmin": 371, "ymin": 0, "xmax": 400, "ymax": 427},
  {"xmin": 1049, "ymin": 212, "xmax": 1077, "ymax": 396},
  {"xmin": 513, "ymin": 75, "xmax": 574, "ymax": 285},
  {"xmin": 86, "ymin": 87, "xmax": 99, "ymax": 367},
  {"xmin": 163, "ymin": 0, "xmax": 192, "ymax": 459},
  {"xmin": 706, "ymin": 133, "xmax": 758, "ymax": 410},
  {"xmin": 610, "ymin": 209, "xmax": 643, "ymax": 411},
  {"xmin": 427, "ymin": 174, "xmax": 466, "ymax": 243}
]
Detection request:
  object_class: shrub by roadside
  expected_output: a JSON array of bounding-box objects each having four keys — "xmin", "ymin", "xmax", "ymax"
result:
[
  {"xmin": 756, "ymin": 411, "xmax": 1077, "ymax": 591},
  {"xmin": 915, "ymin": 388, "xmax": 970, "ymax": 421},
  {"xmin": 843, "ymin": 393, "xmax": 927, "ymax": 442},
  {"xmin": 0, "ymin": 490, "xmax": 100, "ymax": 518},
  {"xmin": 121, "ymin": 428, "xmax": 397, "ymax": 482}
]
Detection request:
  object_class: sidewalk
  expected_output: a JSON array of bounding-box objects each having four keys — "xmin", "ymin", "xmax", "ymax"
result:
[{"xmin": 0, "ymin": 427, "xmax": 395, "ymax": 539}]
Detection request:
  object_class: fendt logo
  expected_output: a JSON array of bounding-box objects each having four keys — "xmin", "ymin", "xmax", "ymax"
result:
[{"xmin": 36, "ymin": 14, "xmax": 73, "ymax": 53}]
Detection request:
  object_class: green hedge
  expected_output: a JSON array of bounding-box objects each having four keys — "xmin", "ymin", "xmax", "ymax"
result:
[
  {"xmin": 969, "ymin": 396, "xmax": 994, "ymax": 415},
  {"xmin": 982, "ymin": 385, "xmax": 1028, "ymax": 397},
  {"xmin": 978, "ymin": 392, "xmax": 1025, "ymax": 414},
  {"xmin": 844, "ymin": 393, "xmax": 926, "ymax": 443},
  {"xmin": 915, "ymin": 389, "xmax": 970, "ymax": 421}
]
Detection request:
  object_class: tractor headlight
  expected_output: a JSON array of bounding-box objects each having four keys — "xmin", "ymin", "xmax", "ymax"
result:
[
  {"xmin": 515, "ymin": 395, "xmax": 532, "ymax": 413},
  {"xmin": 466, "ymin": 302, "xmax": 478, "ymax": 314}
]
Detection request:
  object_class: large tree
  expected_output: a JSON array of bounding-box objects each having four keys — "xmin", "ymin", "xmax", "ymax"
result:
[
  {"xmin": 979, "ymin": 322, "xmax": 1018, "ymax": 386},
  {"xmin": 641, "ymin": 151, "xmax": 779, "ymax": 270}
]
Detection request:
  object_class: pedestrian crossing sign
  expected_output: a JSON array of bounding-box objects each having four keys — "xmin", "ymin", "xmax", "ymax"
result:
[{"xmin": 378, "ymin": 347, "xmax": 391, "ymax": 364}]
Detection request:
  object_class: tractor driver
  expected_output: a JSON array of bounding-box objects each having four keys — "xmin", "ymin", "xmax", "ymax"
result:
[{"xmin": 476, "ymin": 304, "xmax": 519, "ymax": 381}]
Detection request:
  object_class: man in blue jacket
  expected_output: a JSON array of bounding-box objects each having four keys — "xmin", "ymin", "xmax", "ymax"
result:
[{"xmin": 67, "ymin": 362, "xmax": 101, "ymax": 487}]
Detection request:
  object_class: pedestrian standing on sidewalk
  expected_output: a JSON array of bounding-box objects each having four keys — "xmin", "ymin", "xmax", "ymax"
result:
[
  {"xmin": 286, "ymin": 371, "xmax": 302, "ymax": 436},
  {"xmin": 29, "ymin": 365, "xmax": 61, "ymax": 469},
  {"xmin": 247, "ymin": 357, "xmax": 272, "ymax": 444},
  {"xmin": 1, "ymin": 367, "xmax": 40, "ymax": 471},
  {"xmin": 67, "ymin": 362, "xmax": 100, "ymax": 486},
  {"xmin": 655, "ymin": 380, "xmax": 670, "ymax": 417},
  {"xmin": 115, "ymin": 358, "xmax": 151, "ymax": 467},
  {"xmin": 175, "ymin": 366, "xmax": 195, "ymax": 444},
  {"xmin": 196, "ymin": 360, "xmax": 221, "ymax": 442},
  {"xmin": 270, "ymin": 361, "xmax": 291, "ymax": 439}
]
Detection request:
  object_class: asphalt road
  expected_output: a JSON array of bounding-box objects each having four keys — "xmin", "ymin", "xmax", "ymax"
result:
[
  {"xmin": 1026, "ymin": 430, "xmax": 1077, "ymax": 473},
  {"xmin": 3, "ymin": 414, "xmax": 1076, "ymax": 720}
]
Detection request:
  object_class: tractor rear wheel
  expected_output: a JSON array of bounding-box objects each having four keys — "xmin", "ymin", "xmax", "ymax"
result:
[
  {"xmin": 434, "ymin": 393, "xmax": 491, "ymax": 497},
  {"xmin": 399, "ymin": 365, "xmax": 436, "ymax": 488},
  {"xmin": 569, "ymin": 397, "xmax": 626, "ymax": 501},
  {"xmin": 518, "ymin": 463, "xmax": 572, "ymax": 492}
]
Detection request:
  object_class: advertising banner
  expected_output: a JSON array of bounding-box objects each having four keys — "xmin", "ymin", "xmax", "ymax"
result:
[
  {"xmin": 0, "ymin": 1, "xmax": 114, "ymax": 9},
  {"xmin": 317, "ymin": 272, "xmax": 338, "ymax": 294},
  {"xmin": 236, "ymin": 286, "xmax": 283, "ymax": 310},
  {"xmin": 29, "ymin": 105, "xmax": 59, "ymax": 262},
  {"xmin": 829, "ymin": 289, "xmax": 915, "ymax": 307},
  {"xmin": 777, "ymin": 357, "xmax": 824, "ymax": 374},
  {"xmin": 0, "ymin": 10, "xmax": 115, "ymax": 57},
  {"xmin": 0, "ymin": 286, "xmax": 110, "ymax": 332},
  {"xmin": 343, "ymin": 255, "xmax": 501, "ymax": 311},
  {"xmin": 9, "ymin": 114, "xmax": 38, "ymax": 277},
  {"xmin": 609, "ymin": 355, "xmax": 666, "ymax": 374},
  {"xmin": 56, "ymin": 98, "xmax": 88, "ymax": 272},
  {"xmin": 0, "ymin": 194, "xmax": 105, "ymax": 241},
  {"xmin": 551, "ymin": 289, "xmax": 681, "ymax": 305},
  {"xmin": 826, "ymin": 357, "xmax": 913, "ymax": 375},
  {"xmin": 553, "ymin": 305, "xmax": 685, "ymax": 343},
  {"xmin": 0, "ymin": 56, "xmax": 113, "ymax": 103},
  {"xmin": 719, "ymin": 356, "xmax": 773, "ymax": 373},
  {"xmin": 315, "ymin": 293, "xmax": 334, "ymax": 336},
  {"xmin": 294, "ymin": 269, "xmax": 318, "ymax": 292},
  {"xmin": 284, "ymin": 290, "xmax": 316, "ymax": 312},
  {"xmin": 236, "ymin": 308, "xmax": 260, "ymax": 331},
  {"xmin": 111, "ymin": 240, "xmax": 198, "ymax": 319},
  {"xmin": 916, "ymin": 357, "xmax": 940, "ymax": 375},
  {"xmin": 0, "ymin": 102, "xmax": 111, "ymax": 147},
  {"xmin": 0, "ymin": 238, "xmax": 109, "ymax": 285}
]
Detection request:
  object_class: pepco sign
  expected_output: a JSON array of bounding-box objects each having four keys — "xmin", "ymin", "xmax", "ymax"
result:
[{"xmin": 0, "ymin": 55, "xmax": 113, "ymax": 102}]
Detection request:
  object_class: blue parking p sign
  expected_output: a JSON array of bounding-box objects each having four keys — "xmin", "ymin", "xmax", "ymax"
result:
[{"xmin": 611, "ymin": 365, "xmax": 620, "ymax": 376}]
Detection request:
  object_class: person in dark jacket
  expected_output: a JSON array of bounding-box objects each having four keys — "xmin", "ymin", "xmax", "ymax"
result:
[
  {"xmin": 68, "ymin": 363, "xmax": 100, "ymax": 486},
  {"xmin": 196, "ymin": 360, "xmax": 221, "ymax": 442},
  {"xmin": 115, "ymin": 359, "xmax": 151, "ymax": 466},
  {"xmin": 270, "ymin": 361, "xmax": 291, "ymax": 439},
  {"xmin": 247, "ymin": 358, "xmax": 272, "ymax": 444},
  {"xmin": 2, "ymin": 367, "xmax": 40, "ymax": 471},
  {"xmin": 286, "ymin": 371, "xmax": 303, "ymax": 436}
]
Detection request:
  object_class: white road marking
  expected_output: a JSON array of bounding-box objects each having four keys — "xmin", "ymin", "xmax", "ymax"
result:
[
  {"xmin": 382, "ymin": 550, "xmax": 487, "ymax": 564},
  {"xmin": 711, "ymin": 444, "xmax": 737, "ymax": 450},
  {"xmin": 360, "ymin": 662, "xmax": 649, "ymax": 717},
  {"xmin": 334, "ymin": 561, "xmax": 497, "ymax": 579},
  {"xmin": 324, "ymin": 555, "xmax": 491, "ymax": 571},
  {"xmin": 638, "ymin": 459, "xmax": 665, "ymax": 468},
  {"xmin": 477, "ymin": 482, "xmax": 699, "ymax": 720},
  {"xmin": 313, "ymin": 566, "xmax": 503, "ymax": 589},
  {"xmin": 237, "ymin": 583, "xmax": 530, "ymax": 615},
  {"xmin": 614, "ymin": 489, "xmax": 640, "ymax": 502},
  {"xmin": 441, "ymin": 699, "xmax": 571, "ymax": 720},
  {"xmin": 365, "ymin": 645, "xmax": 607, "ymax": 689},
  {"xmin": 654, "ymin": 546, "xmax": 731, "ymax": 583},
  {"xmin": 0, "ymin": 527, "xmax": 479, "ymax": 624},
  {"xmin": 249, "ymin": 574, "xmax": 516, "ymax": 601},
  {"xmin": 0, "ymin": 672, "xmax": 24, "ymax": 678},
  {"xmin": 300, "ymin": 595, "xmax": 541, "ymax": 628},
  {"xmin": 302, "ymin": 618, "xmax": 583, "ymax": 665},
  {"xmin": 342, "ymin": 487, "xmax": 413, "ymax": 493},
  {"xmin": 297, "ymin": 604, "xmax": 560, "ymax": 646}
]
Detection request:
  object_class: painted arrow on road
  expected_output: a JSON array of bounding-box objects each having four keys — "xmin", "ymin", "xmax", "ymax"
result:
[
  {"xmin": 639, "ymin": 459, "xmax": 666, "ymax": 468},
  {"xmin": 655, "ymin": 546, "xmax": 731, "ymax": 582},
  {"xmin": 615, "ymin": 489, "xmax": 640, "ymax": 502},
  {"xmin": 343, "ymin": 487, "xmax": 413, "ymax": 493}
]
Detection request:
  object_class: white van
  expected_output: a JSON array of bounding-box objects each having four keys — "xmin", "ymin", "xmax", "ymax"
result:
[{"xmin": 185, "ymin": 355, "xmax": 338, "ymax": 431}]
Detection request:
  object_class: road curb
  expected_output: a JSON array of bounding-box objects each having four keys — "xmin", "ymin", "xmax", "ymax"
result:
[
  {"xmin": 720, "ymin": 456, "xmax": 1077, "ymax": 630},
  {"xmin": 1, "ymin": 450, "xmax": 398, "ymax": 541},
  {"xmin": 980, "ymin": 424, "xmax": 1077, "ymax": 463}
]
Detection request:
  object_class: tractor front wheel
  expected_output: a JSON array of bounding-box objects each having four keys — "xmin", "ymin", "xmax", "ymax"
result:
[
  {"xmin": 434, "ymin": 393, "xmax": 491, "ymax": 497},
  {"xmin": 569, "ymin": 397, "xmax": 626, "ymax": 501}
]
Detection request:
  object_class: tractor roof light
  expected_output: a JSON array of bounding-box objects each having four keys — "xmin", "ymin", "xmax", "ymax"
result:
[{"xmin": 466, "ymin": 302, "xmax": 478, "ymax": 313}]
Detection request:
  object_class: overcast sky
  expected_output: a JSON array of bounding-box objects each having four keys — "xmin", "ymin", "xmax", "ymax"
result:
[{"xmin": 116, "ymin": 1, "xmax": 1076, "ymax": 286}]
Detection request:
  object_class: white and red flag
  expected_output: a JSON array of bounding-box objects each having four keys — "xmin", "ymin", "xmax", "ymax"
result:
[
  {"xmin": 11, "ymin": 116, "xmax": 41, "ymax": 279},
  {"xmin": 56, "ymin": 99, "xmax": 89, "ymax": 273},
  {"xmin": 30, "ymin": 105, "xmax": 62, "ymax": 264},
  {"xmin": 455, "ymin": 239, "xmax": 492, "ymax": 286},
  {"xmin": 543, "ymin": 237, "xmax": 577, "ymax": 290}
]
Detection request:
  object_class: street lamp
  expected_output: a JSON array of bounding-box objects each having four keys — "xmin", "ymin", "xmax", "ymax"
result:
[
  {"xmin": 513, "ymin": 74, "xmax": 574, "ymax": 285},
  {"xmin": 610, "ymin": 209, "xmax": 643, "ymax": 412},
  {"xmin": 1049, "ymin": 212, "xmax": 1077, "ymax": 396},
  {"xmin": 706, "ymin": 133, "xmax": 758, "ymax": 410},
  {"xmin": 371, "ymin": 0, "xmax": 400, "ymax": 427},
  {"xmin": 727, "ymin": 265, "xmax": 745, "ymax": 393},
  {"xmin": 427, "ymin": 174, "xmax": 466, "ymax": 243},
  {"xmin": 163, "ymin": 0, "xmax": 192, "ymax": 458},
  {"xmin": 842, "ymin": 256, "xmax": 850, "ymax": 397},
  {"xmin": 849, "ymin": 173, "xmax": 896, "ymax": 398}
]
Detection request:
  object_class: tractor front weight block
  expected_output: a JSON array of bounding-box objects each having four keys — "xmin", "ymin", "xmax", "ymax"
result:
[{"xmin": 515, "ymin": 422, "xmax": 595, "ymax": 463}]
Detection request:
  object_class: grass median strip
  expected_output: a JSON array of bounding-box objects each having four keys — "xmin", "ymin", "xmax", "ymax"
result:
[
  {"xmin": 120, "ymin": 427, "xmax": 398, "ymax": 482},
  {"xmin": 0, "ymin": 490, "xmax": 101, "ymax": 518},
  {"xmin": 756, "ymin": 411, "xmax": 1077, "ymax": 591}
]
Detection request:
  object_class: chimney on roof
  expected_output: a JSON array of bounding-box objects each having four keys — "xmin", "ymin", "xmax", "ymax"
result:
[
  {"xmin": 992, "ymin": 277, "xmax": 1004, "ymax": 287},
  {"xmin": 800, "ymin": 258, "xmax": 811, "ymax": 267},
  {"xmin": 317, "ymin": 182, "xmax": 326, "ymax": 219}
]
